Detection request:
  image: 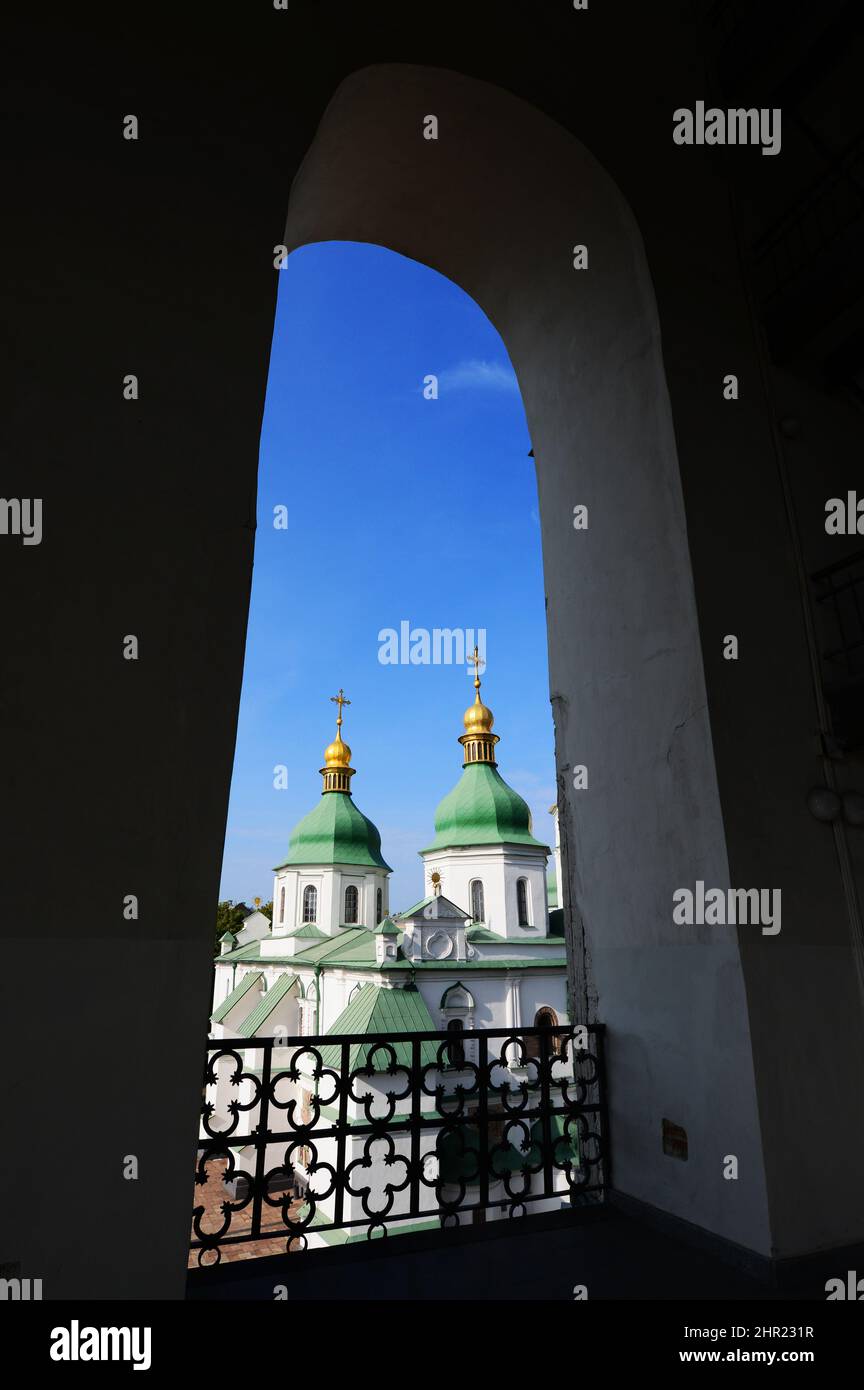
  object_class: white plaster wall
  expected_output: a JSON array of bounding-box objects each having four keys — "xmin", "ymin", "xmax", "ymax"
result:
[{"xmin": 422, "ymin": 845, "xmax": 549, "ymax": 938}]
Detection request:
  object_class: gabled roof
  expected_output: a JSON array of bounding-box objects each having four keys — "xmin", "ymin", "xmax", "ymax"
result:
[
  {"xmin": 211, "ymin": 970, "xmax": 262, "ymax": 1023},
  {"xmin": 397, "ymin": 895, "xmax": 436, "ymax": 917},
  {"xmin": 237, "ymin": 972, "xmax": 299, "ymax": 1037},
  {"xmin": 319, "ymin": 984, "xmax": 438, "ymax": 1069},
  {"xmin": 395, "ymin": 893, "xmax": 470, "ymax": 923},
  {"xmin": 372, "ymin": 915, "xmax": 400, "ymax": 936}
]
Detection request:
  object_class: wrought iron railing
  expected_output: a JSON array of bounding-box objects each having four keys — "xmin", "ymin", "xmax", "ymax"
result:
[{"xmin": 191, "ymin": 1022, "xmax": 607, "ymax": 1266}]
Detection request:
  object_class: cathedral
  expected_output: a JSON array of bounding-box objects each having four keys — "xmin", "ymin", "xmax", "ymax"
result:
[{"xmin": 207, "ymin": 664, "xmax": 572, "ymax": 1238}]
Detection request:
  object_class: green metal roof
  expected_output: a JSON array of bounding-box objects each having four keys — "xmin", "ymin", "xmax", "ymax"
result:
[
  {"xmin": 396, "ymin": 894, "xmax": 469, "ymax": 921},
  {"xmin": 290, "ymin": 927, "xmax": 369, "ymax": 964},
  {"xmin": 216, "ymin": 949, "xmax": 565, "ymax": 975},
  {"xmin": 274, "ymin": 791, "xmax": 391, "ymax": 871},
  {"xmin": 397, "ymin": 895, "xmax": 436, "ymax": 918},
  {"xmin": 319, "ymin": 984, "xmax": 439, "ymax": 1069},
  {"xmin": 284, "ymin": 923, "xmax": 327, "ymax": 940},
  {"xmin": 372, "ymin": 915, "xmax": 399, "ymax": 935},
  {"xmin": 211, "ymin": 971, "xmax": 263, "ymax": 1023},
  {"xmin": 237, "ymin": 972, "xmax": 299, "ymax": 1037},
  {"xmin": 422, "ymin": 762, "xmax": 550, "ymax": 853},
  {"xmin": 213, "ymin": 940, "xmax": 268, "ymax": 964}
]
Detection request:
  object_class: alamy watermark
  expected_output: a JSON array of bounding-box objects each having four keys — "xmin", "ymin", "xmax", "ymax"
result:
[
  {"xmin": 673, "ymin": 882, "xmax": 781, "ymax": 935},
  {"xmin": 49, "ymin": 1321, "xmax": 151, "ymax": 1371},
  {"xmin": 673, "ymin": 102, "xmax": 781, "ymax": 157},
  {"xmin": 0, "ymin": 498, "xmax": 42, "ymax": 545},
  {"xmin": 378, "ymin": 623, "xmax": 486, "ymax": 670}
]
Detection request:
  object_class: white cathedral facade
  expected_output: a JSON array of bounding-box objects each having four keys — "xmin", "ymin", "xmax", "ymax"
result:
[{"xmin": 206, "ymin": 668, "xmax": 574, "ymax": 1243}]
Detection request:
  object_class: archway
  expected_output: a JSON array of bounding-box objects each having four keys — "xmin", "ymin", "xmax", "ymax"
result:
[{"xmin": 282, "ymin": 63, "xmax": 771, "ymax": 1254}]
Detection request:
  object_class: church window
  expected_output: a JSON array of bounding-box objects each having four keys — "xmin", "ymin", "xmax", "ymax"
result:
[
  {"xmin": 302, "ymin": 885, "xmax": 317, "ymax": 923},
  {"xmin": 446, "ymin": 1017, "xmax": 465, "ymax": 1068},
  {"xmin": 376, "ymin": 886, "xmax": 383, "ymax": 924},
  {"xmin": 279, "ymin": 885, "xmax": 286, "ymax": 923},
  {"xmin": 470, "ymin": 879, "xmax": 485, "ymax": 924},
  {"xmin": 517, "ymin": 877, "xmax": 530, "ymax": 926},
  {"xmin": 525, "ymin": 1006, "xmax": 562, "ymax": 1060},
  {"xmin": 344, "ymin": 884, "xmax": 359, "ymax": 924}
]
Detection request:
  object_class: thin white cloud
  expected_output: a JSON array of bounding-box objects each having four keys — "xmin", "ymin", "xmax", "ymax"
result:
[{"xmin": 437, "ymin": 359, "xmax": 519, "ymax": 394}]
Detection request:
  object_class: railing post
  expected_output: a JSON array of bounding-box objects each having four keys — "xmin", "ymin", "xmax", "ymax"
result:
[
  {"xmin": 334, "ymin": 1037, "xmax": 349, "ymax": 1231},
  {"xmin": 539, "ymin": 1026, "xmax": 552, "ymax": 1201},
  {"xmin": 478, "ymin": 1030, "xmax": 489, "ymax": 1217},
  {"xmin": 409, "ymin": 1035, "xmax": 421, "ymax": 1220},
  {"xmin": 251, "ymin": 1039, "xmax": 273, "ymax": 1242}
]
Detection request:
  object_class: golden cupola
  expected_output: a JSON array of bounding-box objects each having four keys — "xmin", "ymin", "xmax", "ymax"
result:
[
  {"xmin": 458, "ymin": 648, "xmax": 500, "ymax": 766},
  {"xmin": 320, "ymin": 689, "xmax": 356, "ymax": 793}
]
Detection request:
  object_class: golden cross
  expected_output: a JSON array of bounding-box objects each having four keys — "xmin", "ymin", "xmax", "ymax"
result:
[
  {"xmin": 470, "ymin": 646, "xmax": 483, "ymax": 689},
  {"xmin": 330, "ymin": 688, "xmax": 351, "ymax": 731}
]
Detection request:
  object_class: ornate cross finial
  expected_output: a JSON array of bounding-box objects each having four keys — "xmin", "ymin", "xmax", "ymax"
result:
[
  {"xmin": 330, "ymin": 688, "xmax": 351, "ymax": 731},
  {"xmin": 470, "ymin": 646, "xmax": 483, "ymax": 691}
]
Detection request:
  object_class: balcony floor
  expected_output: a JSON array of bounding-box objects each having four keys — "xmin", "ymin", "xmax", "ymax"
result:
[{"xmin": 187, "ymin": 1199, "xmax": 824, "ymax": 1301}]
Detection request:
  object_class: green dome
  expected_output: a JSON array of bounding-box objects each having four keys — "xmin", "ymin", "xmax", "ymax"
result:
[
  {"xmin": 275, "ymin": 792, "xmax": 391, "ymax": 871},
  {"xmin": 422, "ymin": 763, "xmax": 549, "ymax": 853}
]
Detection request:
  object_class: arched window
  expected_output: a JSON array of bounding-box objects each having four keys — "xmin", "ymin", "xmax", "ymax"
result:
[
  {"xmin": 516, "ymin": 877, "xmax": 530, "ymax": 927},
  {"xmin": 376, "ymin": 886, "xmax": 383, "ymax": 925},
  {"xmin": 470, "ymin": 879, "xmax": 485, "ymax": 924},
  {"xmin": 344, "ymin": 884, "xmax": 359, "ymax": 924},
  {"xmin": 279, "ymin": 885, "xmax": 286, "ymax": 923},
  {"xmin": 302, "ymin": 885, "xmax": 317, "ymax": 923},
  {"xmin": 525, "ymin": 1006, "xmax": 562, "ymax": 1060},
  {"xmin": 446, "ymin": 1017, "xmax": 465, "ymax": 1068}
]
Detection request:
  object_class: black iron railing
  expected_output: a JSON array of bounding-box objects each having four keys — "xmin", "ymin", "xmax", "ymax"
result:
[{"xmin": 191, "ymin": 1023, "xmax": 607, "ymax": 1265}]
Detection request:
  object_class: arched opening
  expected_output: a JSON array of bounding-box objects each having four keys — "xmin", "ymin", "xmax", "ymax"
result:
[
  {"xmin": 446, "ymin": 1017, "xmax": 465, "ymax": 1069},
  {"xmin": 344, "ymin": 884, "xmax": 359, "ymax": 925},
  {"xmin": 525, "ymin": 1006, "xmax": 562, "ymax": 1061},
  {"xmin": 516, "ymin": 877, "xmax": 530, "ymax": 927},
  {"xmin": 470, "ymin": 880, "xmax": 485, "ymax": 925},
  {"xmin": 280, "ymin": 62, "xmax": 771, "ymax": 1254},
  {"xmin": 301, "ymin": 885, "xmax": 317, "ymax": 924}
]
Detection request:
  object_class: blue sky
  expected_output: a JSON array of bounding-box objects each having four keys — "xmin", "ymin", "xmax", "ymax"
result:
[{"xmin": 219, "ymin": 241, "xmax": 556, "ymax": 911}]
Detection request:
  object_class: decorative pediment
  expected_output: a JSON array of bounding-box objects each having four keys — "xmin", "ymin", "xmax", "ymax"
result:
[{"xmin": 397, "ymin": 893, "xmax": 470, "ymax": 963}]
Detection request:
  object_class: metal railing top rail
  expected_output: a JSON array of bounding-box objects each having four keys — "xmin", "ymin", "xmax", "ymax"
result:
[{"xmin": 203, "ymin": 1020, "xmax": 606, "ymax": 1048}]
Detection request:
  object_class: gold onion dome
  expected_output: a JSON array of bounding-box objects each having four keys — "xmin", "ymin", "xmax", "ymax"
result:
[
  {"xmin": 323, "ymin": 733, "xmax": 352, "ymax": 769},
  {"xmin": 463, "ymin": 691, "xmax": 495, "ymax": 737},
  {"xmin": 320, "ymin": 689, "xmax": 355, "ymax": 792},
  {"xmin": 458, "ymin": 649, "xmax": 499, "ymax": 765}
]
